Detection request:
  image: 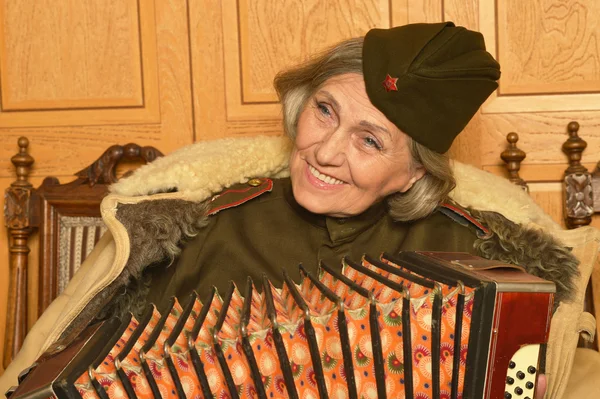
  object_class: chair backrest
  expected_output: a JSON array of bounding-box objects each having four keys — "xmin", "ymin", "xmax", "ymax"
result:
[
  {"xmin": 3, "ymin": 137, "xmax": 163, "ymax": 368},
  {"xmin": 501, "ymin": 123, "xmax": 599, "ymax": 351}
]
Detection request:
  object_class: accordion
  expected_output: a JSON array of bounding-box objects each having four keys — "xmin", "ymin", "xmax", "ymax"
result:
[{"xmin": 8, "ymin": 251, "xmax": 555, "ymax": 399}]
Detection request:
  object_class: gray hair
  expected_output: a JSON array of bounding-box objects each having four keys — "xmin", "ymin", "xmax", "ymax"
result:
[{"xmin": 273, "ymin": 38, "xmax": 455, "ymax": 221}]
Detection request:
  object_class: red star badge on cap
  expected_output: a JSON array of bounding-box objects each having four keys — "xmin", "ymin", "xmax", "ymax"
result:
[{"xmin": 382, "ymin": 74, "xmax": 398, "ymax": 92}]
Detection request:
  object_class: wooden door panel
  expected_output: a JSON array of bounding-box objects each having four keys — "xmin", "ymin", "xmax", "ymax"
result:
[
  {"xmin": 480, "ymin": 0, "xmax": 600, "ymax": 114},
  {"xmin": 234, "ymin": 0, "xmax": 388, "ymax": 104},
  {"xmin": 0, "ymin": 0, "xmax": 159, "ymax": 127},
  {"xmin": 495, "ymin": 0, "xmax": 600, "ymax": 96},
  {"xmin": 192, "ymin": 0, "xmax": 418, "ymax": 140},
  {"xmin": 2, "ymin": 1, "xmax": 143, "ymax": 109}
]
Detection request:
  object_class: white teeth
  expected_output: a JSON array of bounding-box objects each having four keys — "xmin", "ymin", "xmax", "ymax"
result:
[{"xmin": 308, "ymin": 165, "xmax": 344, "ymax": 185}]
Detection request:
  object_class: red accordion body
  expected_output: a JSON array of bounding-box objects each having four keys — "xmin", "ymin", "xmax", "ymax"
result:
[{"xmin": 7, "ymin": 252, "xmax": 555, "ymax": 399}]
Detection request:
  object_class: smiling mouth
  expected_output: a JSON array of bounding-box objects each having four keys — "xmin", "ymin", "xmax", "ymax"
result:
[{"xmin": 308, "ymin": 164, "xmax": 345, "ymax": 185}]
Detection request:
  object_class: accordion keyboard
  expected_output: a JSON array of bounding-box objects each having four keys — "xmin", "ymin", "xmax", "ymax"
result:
[{"xmin": 504, "ymin": 344, "xmax": 540, "ymax": 399}]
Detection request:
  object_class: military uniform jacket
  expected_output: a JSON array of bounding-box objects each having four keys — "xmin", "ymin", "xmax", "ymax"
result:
[
  {"xmin": 145, "ymin": 177, "xmax": 483, "ymax": 305},
  {"xmin": 1, "ymin": 135, "xmax": 599, "ymax": 399}
]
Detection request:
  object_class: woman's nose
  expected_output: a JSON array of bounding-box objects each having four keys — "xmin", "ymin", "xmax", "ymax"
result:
[{"xmin": 314, "ymin": 129, "xmax": 346, "ymax": 166}]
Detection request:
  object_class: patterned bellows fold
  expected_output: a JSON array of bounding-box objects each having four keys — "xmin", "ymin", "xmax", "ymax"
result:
[{"xmin": 8, "ymin": 252, "xmax": 555, "ymax": 399}]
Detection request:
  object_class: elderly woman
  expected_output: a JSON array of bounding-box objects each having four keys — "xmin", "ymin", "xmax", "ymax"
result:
[
  {"xmin": 1, "ymin": 22, "xmax": 586, "ymax": 399},
  {"xmin": 145, "ymin": 22, "xmax": 507, "ymax": 301}
]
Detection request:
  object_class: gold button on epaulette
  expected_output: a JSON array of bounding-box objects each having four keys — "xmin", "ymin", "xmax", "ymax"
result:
[{"xmin": 248, "ymin": 178, "xmax": 262, "ymax": 187}]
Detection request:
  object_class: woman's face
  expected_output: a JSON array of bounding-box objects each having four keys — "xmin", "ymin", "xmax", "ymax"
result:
[{"xmin": 289, "ymin": 73, "xmax": 425, "ymax": 218}]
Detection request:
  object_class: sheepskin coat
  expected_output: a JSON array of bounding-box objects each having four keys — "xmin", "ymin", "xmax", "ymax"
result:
[{"xmin": 1, "ymin": 135, "xmax": 599, "ymax": 399}]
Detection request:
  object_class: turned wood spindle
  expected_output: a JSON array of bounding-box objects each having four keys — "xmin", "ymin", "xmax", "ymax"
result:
[
  {"xmin": 562, "ymin": 121, "xmax": 593, "ymax": 228},
  {"xmin": 563, "ymin": 121, "xmax": 588, "ymax": 175},
  {"xmin": 501, "ymin": 132, "xmax": 528, "ymax": 191},
  {"xmin": 3, "ymin": 137, "xmax": 35, "ymax": 368}
]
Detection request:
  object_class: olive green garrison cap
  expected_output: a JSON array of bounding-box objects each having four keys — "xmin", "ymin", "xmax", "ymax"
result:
[{"xmin": 363, "ymin": 22, "xmax": 500, "ymax": 153}]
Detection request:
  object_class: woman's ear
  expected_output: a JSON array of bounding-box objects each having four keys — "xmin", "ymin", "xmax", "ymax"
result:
[{"xmin": 400, "ymin": 167, "xmax": 426, "ymax": 193}]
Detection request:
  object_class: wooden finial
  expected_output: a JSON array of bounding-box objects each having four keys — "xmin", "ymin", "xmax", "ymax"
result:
[
  {"xmin": 562, "ymin": 121, "xmax": 593, "ymax": 228},
  {"xmin": 563, "ymin": 121, "xmax": 588, "ymax": 175},
  {"xmin": 11, "ymin": 137, "xmax": 34, "ymax": 189},
  {"xmin": 501, "ymin": 132, "xmax": 528, "ymax": 190}
]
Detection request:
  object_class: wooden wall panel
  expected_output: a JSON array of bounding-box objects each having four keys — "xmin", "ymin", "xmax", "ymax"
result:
[
  {"xmin": 0, "ymin": 0, "xmax": 160, "ymax": 127},
  {"xmin": 497, "ymin": 0, "xmax": 600, "ymax": 95},
  {"xmin": 443, "ymin": 0, "xmax": 477, "ymax": 27},
  {"xmin": 236, "ymin": 0, "xmax": 388, "ymax": 103},
  {"xmin": 1, "ymin": 1, "xmax": 143, "ymax": 109},
  {"xmin": 191, "ymin": 0, "xmax": 430, "ymax": 140},
  {"xmin": 481, "ymin": 0, "xmax": 600, "ymax": 113},
  {"xmin": 406, "ymin": 0, "xmax": 443, "ymax": 22}
]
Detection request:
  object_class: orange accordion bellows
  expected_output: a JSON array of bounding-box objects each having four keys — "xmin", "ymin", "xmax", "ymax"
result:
[{"xmin": 8, "ymin": 252, "xmax": 555, "ymax": 399}]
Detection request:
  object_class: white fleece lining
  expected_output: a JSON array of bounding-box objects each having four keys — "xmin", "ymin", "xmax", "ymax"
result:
[{"xmin": 110, "ymin": 136, "xmax": 293, "ymax": 201}]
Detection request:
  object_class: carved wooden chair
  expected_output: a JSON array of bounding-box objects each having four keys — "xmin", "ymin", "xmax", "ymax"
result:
[
  {"xmin": 3, "ymin": 137, "xmax": 163, "ymax": 368},
  {"xmin": 501, "ymin": 123, "xmax": 599, "ymax": 350}
]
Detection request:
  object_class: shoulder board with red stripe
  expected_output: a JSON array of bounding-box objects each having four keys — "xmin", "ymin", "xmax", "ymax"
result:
[
  {"xmin": 207, "ymin": 178, "xmax": 273, "ymax": 216},
  {"xmin": 438, "ymin": 202, "xmax": 491, "ymax": 238}
]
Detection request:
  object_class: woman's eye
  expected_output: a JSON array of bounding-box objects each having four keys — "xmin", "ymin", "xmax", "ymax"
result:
[
  {"xmin": 364, "ymin": 136, "xmax": 382, "ymax": 150},
  {"xmin": 316, "ymin": 102, "xmax": 331, "ymax": 117}
]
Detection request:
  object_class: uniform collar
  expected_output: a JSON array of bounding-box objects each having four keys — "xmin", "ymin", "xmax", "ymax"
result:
[{"xmin": 281, "ymin": 178, "xmax": 388, "ymax": 243}]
